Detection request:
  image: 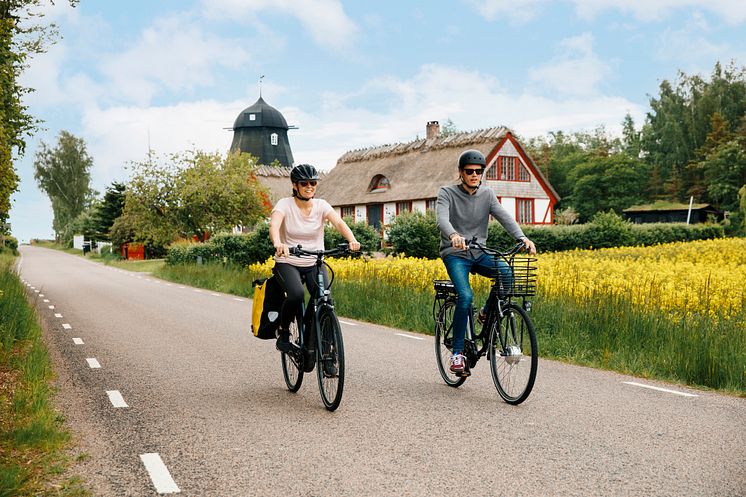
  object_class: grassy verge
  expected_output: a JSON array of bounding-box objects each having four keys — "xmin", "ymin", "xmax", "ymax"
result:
[{"xmin": 0, "ymin": 251, "xmax": 90, "ymax": 496}]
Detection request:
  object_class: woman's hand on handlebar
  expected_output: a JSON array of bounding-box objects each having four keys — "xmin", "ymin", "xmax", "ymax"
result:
[
  {"xmin": 349, "ymin": 239, "xmax": 361, "ymax": 251},
  {"xmin": 274, "ymin": 242, "xmax": 289, "ymax": 258}
]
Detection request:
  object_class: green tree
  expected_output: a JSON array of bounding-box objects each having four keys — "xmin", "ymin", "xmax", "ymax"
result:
[
  {"xmin": 89, "ymin": 182, "xmax": 125, "ymax": 240},
  {"xmin": 641, "ymin": 61, "xmax": 746, "ymax": 201},
  {"xmin": 33, "ymin": 130, "xmax": 96, "ymax": 239},
  {"xmin": 0, "ymin": 1, "xmax": 78, "ymax": 225},
  {"xmin": 568, "ymin": 154, "xmax": 649, "ymax": 222},
  {"xmin": 621, "ymin": 113, "xmax": 641, "ymax": 158},
  {"xmin": 173, "ymin": 151, "xmax": 270, "ymax": 240},
  {"xmin": 124, "ymin": 150, "xmax": 271, "ymax": 249}
]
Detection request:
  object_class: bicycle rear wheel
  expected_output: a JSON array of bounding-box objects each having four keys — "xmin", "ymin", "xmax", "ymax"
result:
[
  {"xmin": 434, "ymin": 299, "xmax": 467, "ymax": 387},
  {"xmin": 281, "ymin": 316, "xmax": 304, "ymax": 392},
  {"xmin": 489, "ymin": 303, "xmax": 537, "ymax": 404},
  {"xmin": 316, "ymin": 308, "xmax": 345, "ymax": 411}
]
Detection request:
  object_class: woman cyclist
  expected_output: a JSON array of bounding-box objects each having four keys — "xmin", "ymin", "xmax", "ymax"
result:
[{"xmin": 269, "ymin": 164, "xmax": 360, "ymax": 352}]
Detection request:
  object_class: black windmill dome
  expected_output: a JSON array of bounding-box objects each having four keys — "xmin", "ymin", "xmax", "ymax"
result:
[{"xmin": 230, "ymin": 96, "xmax": 295, "ymax": 168}]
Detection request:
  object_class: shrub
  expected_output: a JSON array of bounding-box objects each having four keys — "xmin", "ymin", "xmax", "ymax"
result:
[
  {"xmin": 585, "ymin": 211, "xmax": 634, "ymax": 248},
  {"xmin": 386, "ymin": 210, "xmax": 440, "ymax": 259},
  {"xmin": 324, "ymin": 217, "xmax": 381, "ymax": 254},
  {"xmin": 165, "ymin": 222, "xmax": 273, "ymax": 266},
  {"xmin": 2, "ymin": 235, "xmax": 18, "ymax": 253}
]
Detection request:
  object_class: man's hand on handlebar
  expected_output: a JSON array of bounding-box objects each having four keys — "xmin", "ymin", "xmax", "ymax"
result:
[
  {"xmin": 521, "ymin": 237, "xmax": 537, "ymax": 255},
  {"xmin": 450, "ymin": 232, "xmax": 468, "ymax": 251}
]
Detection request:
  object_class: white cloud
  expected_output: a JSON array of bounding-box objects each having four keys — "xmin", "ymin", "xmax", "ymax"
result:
[
  {"xmin": 655, "ymin": 13, "xmax": 733, "ymax": 70},
  {"xmin": 100, "ymin": 15, "xmax": 251, "ymax": 106},
  {"xmin": 286, "ymin": 64, "xmax": 643, "ymax": 170},
  {"xmin": 572, "ymin": 0, "xmax": 746, "ymax": 23},
  {"xmin": 528, "ymin": 33, "xmax": 611, "ymax": 97},
  {"xmin": 469, "ymin": 0, "xmax": 746, "ymax": 23},
  {"xmin": 201, "ymin": 0, "xmax": 357, "ymax": 50},
  {"xmin": 466, "ymin": 0, "xmax": 547, "ymax": 23}
]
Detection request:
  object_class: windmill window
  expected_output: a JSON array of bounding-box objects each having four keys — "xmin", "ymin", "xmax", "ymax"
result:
[
  {"xmin": 271, "ymin": 133, "xmax": 278, "ymax": 145},
  {"xmin": 249, "ymin": 114, "xmax": 256, "ymax": 121},
  {"xmin": 368, "ymin": 174, "xmax": 391, "ymax": 192}
]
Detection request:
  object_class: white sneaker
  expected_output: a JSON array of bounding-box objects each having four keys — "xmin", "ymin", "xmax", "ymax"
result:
[{"xmin": 449, "ymin": 353, "xmax": 465, "ymax": 374}]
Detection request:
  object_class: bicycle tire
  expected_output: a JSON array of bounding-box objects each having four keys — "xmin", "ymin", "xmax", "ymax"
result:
[
  {"xmin": 489, "ymin": 303, "xmax": 537, "ymax": 404},
  {"xmin": 316, "ymin": 308, "xmax": 345, "ymax": 411},
  {"xmin": 434, "ymin": 299, "xmax": 467, "ymax": 387},
  {"xmin": 281, "ymin": 316, "xmax": 304, "ymax": 392}
]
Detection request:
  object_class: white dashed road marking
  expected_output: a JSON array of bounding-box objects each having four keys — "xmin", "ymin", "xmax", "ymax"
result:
[
  {"xmin": 140, "ymin": 453, "xmax": 180, "ymax": 494},
  {"xmin": 48, "ymin": 305, "xmax": 55, "ymax": 309},
  {"xmin": 338, "ymin": 320, "xmax": 359, "ymax": 326},
  {"xmin": 86, "ymin": 358, "xmax": 101, "ymax": 369},
  {"xmin": 54, "ymin": 313, "xmax": 63, "ymax": 318},
  {"xmin": 73, "ymin": 338, "xmax": 84, "ymax": 345},
  {"xmin": 106, "ymin": 390, "xmax": 128, "ymax": 408},
  {"xmin": 34, "ymin": 289, "xmax": 39, "ymax": 293},
  {"xmin": 43, "ymin": 299, "xmax": 50, "ymax": 303},
  {"xmin": 233, "ymin": 297, "xmax": 244, "ymax": 302},
  {"xmin": 62, "ymin": 323, "xmax": 72, "ymax": 330},
  {"xmin": 396, "ymin": 333, "xmax": 425, "ymax": 341},
  {"xmin": 622, "ymin": 381, "xmax": 698, "ymax": 397},
  {"xmin": 39, "ymin": 294, "xmax": 45, "ymax": 297}
]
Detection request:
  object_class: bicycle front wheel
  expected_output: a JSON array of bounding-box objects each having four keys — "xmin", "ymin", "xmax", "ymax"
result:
[
  {"xmin": 434, "ymin": 299, "xmax": 467, "ymax": 387},
  {"xmin": 489, "ymin": 303, "xmax": 537, "ymax": 404},
  {"xmin": 281, "ymin": 316, "xmax": 304, "ymax": 392},
  {"xmin": 316, "ymin": 308, "xmax": 345, "ymax": 411}
]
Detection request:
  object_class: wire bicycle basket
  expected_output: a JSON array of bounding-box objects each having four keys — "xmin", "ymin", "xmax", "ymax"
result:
[{"xmin": 498, "ymin": 254, "xmax": 537, "ymax": 297}]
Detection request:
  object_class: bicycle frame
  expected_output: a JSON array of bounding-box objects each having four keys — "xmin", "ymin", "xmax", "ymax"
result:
[{"xmin": 287, "ymin": 244, "xmax": 349, "ymax": 369}]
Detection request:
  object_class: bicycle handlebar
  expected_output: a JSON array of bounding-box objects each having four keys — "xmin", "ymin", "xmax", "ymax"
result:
[
  {"xmin": 289, "ymin": 243, "xmax": 355, "ymax": 258},
  {"xmin": 466, "ymin": 236, "xmax": 526, "ymax": 257}
]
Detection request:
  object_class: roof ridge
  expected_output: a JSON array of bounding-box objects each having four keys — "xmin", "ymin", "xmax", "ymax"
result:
[{"xmin": 339, "ymin": 126, "xmax": 509, "ymax": 163}]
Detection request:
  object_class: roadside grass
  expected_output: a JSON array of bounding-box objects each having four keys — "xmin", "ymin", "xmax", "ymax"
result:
[{"xmin": 0, "ymin": 251, "xmax": 90, "ymax": 496}]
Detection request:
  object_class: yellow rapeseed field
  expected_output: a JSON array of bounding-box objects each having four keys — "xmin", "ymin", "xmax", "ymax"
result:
[{"xmin": 249, "ymin": 238, "xmax": 746, "ymax": 321}]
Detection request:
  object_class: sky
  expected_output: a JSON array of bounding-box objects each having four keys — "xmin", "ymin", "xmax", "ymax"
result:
[{"xmin": 9, "ymin": 0, "xmax": 746, "ymax": 243}]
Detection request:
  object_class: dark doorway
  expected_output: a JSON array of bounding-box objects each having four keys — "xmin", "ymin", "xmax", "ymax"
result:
[{"xmin": 367, "ymin": 204, "xmax": 383, "ymax": 230}]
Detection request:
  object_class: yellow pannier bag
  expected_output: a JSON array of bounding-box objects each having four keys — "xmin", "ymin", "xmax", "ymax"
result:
[{"xmin": 251, "ymin": 276, "xmax": 285, "ymax": 339}]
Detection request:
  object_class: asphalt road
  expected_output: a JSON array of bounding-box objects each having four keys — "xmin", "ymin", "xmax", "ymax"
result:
[{"xmin": 18, "ymin": 245, "xmax": 746, "ymax": 497}]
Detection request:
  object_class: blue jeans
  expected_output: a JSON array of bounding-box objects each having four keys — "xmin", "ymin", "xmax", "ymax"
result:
[{"xmin": 442, "ymin": 252, "xmax": 511, "ymax": 354}]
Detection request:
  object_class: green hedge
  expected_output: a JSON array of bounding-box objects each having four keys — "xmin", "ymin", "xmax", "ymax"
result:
[
  {"xmin": 165, "ymin": 223, "xmax": 273, "ymax": 266},
  {"xmin": 385, "ymin": 210, "xmax": 725, "ymax": 258},
  {"xmin": 324, "ymin": 217, "xmax": 381, "ymax": 254}
]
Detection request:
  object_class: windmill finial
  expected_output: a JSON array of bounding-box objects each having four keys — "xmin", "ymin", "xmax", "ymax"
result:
[{"xmin": 259, "ymin": 75, "xmax": 265, "ymax": 98}]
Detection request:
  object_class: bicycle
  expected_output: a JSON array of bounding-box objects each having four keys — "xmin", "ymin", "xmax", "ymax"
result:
[
  {"xmin": 433, "ymin": 238, "xmax": 538, "ymax": 404},
  {"xmin": 279, "ymin": 243, "xmax": 352, "ymax": 411}
]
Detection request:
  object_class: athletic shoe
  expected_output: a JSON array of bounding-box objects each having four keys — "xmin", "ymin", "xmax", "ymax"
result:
[{"xmin": 450, "ymin": 353, "xmax": 466, "ymax": 374}]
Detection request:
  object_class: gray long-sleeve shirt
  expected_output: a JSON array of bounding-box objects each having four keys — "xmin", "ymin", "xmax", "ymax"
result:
[{"xmin": 436, "ymin": 184, "xmax": 525, "ymax": 258}]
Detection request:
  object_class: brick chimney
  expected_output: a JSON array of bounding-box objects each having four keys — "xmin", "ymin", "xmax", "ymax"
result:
[{"xmin": 426, "ymin": 121, "xmax": 440, "ymax": 140}]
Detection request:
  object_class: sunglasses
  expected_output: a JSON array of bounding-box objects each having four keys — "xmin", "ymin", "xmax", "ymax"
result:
[
  {"xmin": 297, "ymin": 180, "xmax": 318, "ymax": 187},
  {"xmin": 463, "ymin": 168, "xmax": 484, "ymax": 176}
]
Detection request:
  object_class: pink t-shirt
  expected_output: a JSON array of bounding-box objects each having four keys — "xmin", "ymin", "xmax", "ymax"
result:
[{"xmin": 272, "ymin": 197, "xmax": 334, "ymax": 267}]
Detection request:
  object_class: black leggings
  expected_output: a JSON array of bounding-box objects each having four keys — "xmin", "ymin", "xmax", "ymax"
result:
[{"xmin": 274, "ymin": 263, "xmax": 329, "ymax": 331}]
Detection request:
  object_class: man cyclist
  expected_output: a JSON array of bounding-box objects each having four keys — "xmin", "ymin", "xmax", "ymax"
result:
[{"xmin": 436, "ymin": 149, "xmax": 536, "ymax": 376}]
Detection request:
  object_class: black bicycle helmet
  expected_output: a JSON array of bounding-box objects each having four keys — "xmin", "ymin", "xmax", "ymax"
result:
[
  {"xmin": 458, "ymin": 149, "xmax": 486, "ymax": 169},
  {"xmin": 290, "ymin": 164, "xmax": 320, "ymax": 182}
]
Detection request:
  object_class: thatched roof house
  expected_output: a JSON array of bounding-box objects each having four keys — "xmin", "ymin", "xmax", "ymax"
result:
[{"xmin": 317, "ymin": 122, "xmax": 559, "ymax": 230}]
